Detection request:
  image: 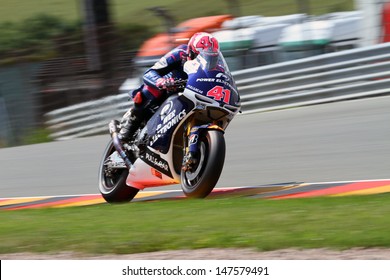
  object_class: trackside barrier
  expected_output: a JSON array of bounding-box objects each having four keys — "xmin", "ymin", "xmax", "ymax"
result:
[
  {"xmin": 45, "ymin": 94, "xmax": 132, "ymax": 140},
  {"xmin": 45, "ymin": 43, "xmax": 390, "ymax": 140}
]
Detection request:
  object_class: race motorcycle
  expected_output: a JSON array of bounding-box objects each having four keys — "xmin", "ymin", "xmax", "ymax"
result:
[{"xmin": 98, "ymin": 49, "xmax": 241, "ymax": 203}]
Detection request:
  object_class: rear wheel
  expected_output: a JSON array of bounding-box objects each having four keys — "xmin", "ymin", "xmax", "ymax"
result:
[
  {"xmin": 180, "ymin": 130, "xmax": 225, "ymax": 198},
  {"xmin": 98, "ymin": 140, "xmax": 139, "ymax": 203}
]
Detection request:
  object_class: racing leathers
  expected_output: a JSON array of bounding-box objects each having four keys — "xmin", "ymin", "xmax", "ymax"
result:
[{"xmin": 119, "ymin": 44, "xmax": 188, "ymax": 141}]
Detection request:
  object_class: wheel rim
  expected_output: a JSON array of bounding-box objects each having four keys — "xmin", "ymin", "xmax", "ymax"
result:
[
  {"xmin": 100, "ymin": 145, "xmax": 128, "ymax": 194},
  {"xmin": 102, "ymin": 169, "xmax": 125, "ymax": 190}
]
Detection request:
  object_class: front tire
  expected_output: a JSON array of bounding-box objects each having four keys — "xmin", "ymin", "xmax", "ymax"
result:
[
  {"xmin": 98, "ymin": 140, "xmax": 139, "ymax": 203},
  {"xmin": 181, "ymin": 130, "xmax": 226, "ymax": 198}
]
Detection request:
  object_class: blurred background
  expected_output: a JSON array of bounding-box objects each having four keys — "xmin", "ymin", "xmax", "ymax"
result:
[{"xmin": 0, "ymin": 0, "xmax": 389, "ymax": 147}]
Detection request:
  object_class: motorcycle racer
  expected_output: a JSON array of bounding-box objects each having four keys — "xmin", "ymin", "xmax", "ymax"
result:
[
  {"xmin": 100, "ymin": 32, "xmax": 239, "ymax": 203},
  {"xmin": 118, "ymin": 32, "xmax": 220, "ymax": 143}
]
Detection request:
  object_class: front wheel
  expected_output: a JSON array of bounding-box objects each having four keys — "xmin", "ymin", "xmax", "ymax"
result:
[
  {"xmin": 180, "ymin": 130, "xmax": 226, "ymax": 198},
  {"xmin": 98, "ymin": 140, "xmax": 139, "ymax": 203}
]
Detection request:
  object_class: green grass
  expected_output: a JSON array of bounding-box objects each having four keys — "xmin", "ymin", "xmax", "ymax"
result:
[
  {"xmin": 1, "ymin": 194, "xmax": 389, "ymax": 255},
  {"xmin": 2, "ymin": 0, "xmax": 354, "ymax": 28},
  {"xmin": 20, "ymin": 127, "xmax": 53, "ymax": 146}
]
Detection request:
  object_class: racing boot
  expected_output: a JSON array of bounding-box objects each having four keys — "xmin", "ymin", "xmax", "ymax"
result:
[{"xmin": 118, "ymin": 108, "xmax": 142, "ymax": 143}]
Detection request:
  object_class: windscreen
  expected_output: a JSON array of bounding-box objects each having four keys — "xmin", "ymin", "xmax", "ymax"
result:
[{"xmin": 183, "ymin": 50, "xmax": 240, "ymax": 107}]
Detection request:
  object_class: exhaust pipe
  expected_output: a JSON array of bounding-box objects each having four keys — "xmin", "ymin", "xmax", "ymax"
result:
[{"xmin": 109, "ymin": 120, "xmax": 133, "ymax": 168}]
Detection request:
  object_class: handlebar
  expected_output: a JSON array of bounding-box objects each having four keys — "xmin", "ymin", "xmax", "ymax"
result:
[
  {"xmin": 173, "ymin": 79, "xmax": 187, "ymax": 89},
  {"xmin": 157, "ymin": 79, "xmax": 187, "ymax": 91}
]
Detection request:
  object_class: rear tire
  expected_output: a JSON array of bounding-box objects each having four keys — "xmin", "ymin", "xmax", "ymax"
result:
[
  {"xmin": 98, "ymin": 140, "xmax": 139, "ymax": 203},
  {"xmin": 180, "ymin": 130, "xmax": 225, "ymax": 198}
]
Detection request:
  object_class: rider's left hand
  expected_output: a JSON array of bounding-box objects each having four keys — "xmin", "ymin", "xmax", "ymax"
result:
[{"xmin": 156, "ymin": 77, "xmax": 176, "ymax": 91}]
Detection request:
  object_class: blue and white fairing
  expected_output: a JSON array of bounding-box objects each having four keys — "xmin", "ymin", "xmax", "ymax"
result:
[
  {"xmin": 183, "ymin": 49, "xmax": 241, "ymax": 108},
  {"xmin": 145, "ymin": 94, "xmax": 194, "ymax": 154},
  {"xmin": 145, "ymin": 50, "xmax": 240, "ymax": 155}
]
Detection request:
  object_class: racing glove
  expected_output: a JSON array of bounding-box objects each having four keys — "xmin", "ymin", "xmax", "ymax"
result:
[{"xmin": 156, "ymin": 77, "xmax": 176, "ymax": 91}]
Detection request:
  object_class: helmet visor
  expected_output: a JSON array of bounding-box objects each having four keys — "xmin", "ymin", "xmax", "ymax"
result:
[{"xmin": 197, "ymin": 50, "xmax": 220, "ymax": 71}]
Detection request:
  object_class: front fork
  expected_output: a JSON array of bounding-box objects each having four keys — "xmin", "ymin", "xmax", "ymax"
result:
[{"xmin": 182, "ymin": 121, "xmax": 224, "ymax": 171}]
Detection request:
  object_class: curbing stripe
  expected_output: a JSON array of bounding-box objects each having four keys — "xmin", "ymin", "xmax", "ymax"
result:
[{"xmin": 1, "ymin": 180, "xmax": 390, "ymax": 210}]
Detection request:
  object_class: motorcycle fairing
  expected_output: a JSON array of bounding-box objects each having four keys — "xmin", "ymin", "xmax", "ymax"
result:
[
  {"xmin": 184, "ymin": 51, "xmax": 240, "ymax": 108},
  {"xmin": 146, "ymin": 94, "xmax": 194, "ymax": 154},
  {"xmin": 140, "ymin": 147, "xmax": 172, "ymax": 178},
  {"xmin": 187, "ymin": 70, "xmax": 240, "ymax": 108},
  {"xmin": 126, "ymin": 157, "xmax": 179, "ymax": 189},
  {"xmin": 124, "ymin": 95, "xmax": 194, "ymax": 188}
]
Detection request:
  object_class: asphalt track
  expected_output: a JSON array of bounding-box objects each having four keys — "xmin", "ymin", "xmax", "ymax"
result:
[{"xmin": 0, "ymin": 95, "xmax": 390, "ymax": 209}]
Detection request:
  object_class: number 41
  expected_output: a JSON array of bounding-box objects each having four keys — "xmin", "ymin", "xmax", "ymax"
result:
[{"xmin": 206, "ymin": 86, "xmax": 231, "ymax": 103}]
